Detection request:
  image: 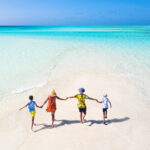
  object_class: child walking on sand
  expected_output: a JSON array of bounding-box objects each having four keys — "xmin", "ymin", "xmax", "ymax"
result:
[
  {"xmin": 67, "ymin": 88, "xmax": 99, "ymax": 124},
  {"xmin": 41, "ymin": 89, "xmax": 67, "ymax": 128},
  {"xmin": 99, "ymin": 94, "xmax": 112, "ymax": 125},
  {"xmin": 19, "ymin": 95, "xmax": 42, "ymax": 131}
]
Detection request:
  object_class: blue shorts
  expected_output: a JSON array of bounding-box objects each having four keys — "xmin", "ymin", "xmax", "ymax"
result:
[
  {"xmin": 78, "ymin": 107, "xmax": 86, "ymax": 114},
  {"xmin": 103, "ymin": 108, "xmax": 108, "ymax": 112}
]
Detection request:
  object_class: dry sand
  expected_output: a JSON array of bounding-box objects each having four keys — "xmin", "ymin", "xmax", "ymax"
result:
[{"xmin": 0, "ymin": 72, "xmax": 150, "ymax": 150}]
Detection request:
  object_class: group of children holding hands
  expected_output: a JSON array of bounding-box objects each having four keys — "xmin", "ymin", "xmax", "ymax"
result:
[{"xmin": 19, "ymin": 88, "xmax": 112, "ymax": 131}]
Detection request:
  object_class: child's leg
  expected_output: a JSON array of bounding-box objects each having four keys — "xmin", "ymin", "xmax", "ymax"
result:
[
  {"xmin": 105, "ymin": 110, "xmax": 107, "ymax": 118},
  {"xmin": 31, "ymin": 117, "xmax": 34, "ymax": 130},
  {"xmin": 103, "ymin": 112, "xmax": 105, "ymax": 123},
  {"xmin": 51, "ymin": 112, "xmax": 55, "ymax": 127},
  {"xmin": 81, "ymin": 107, "xmax": 86, "ymax": 123},
  {"xmin": 82, "ymin": 112, "xmax": 86, "ymax": 123},
  {"xmin": 80, "ymin": 112, "xmax": 83, "ymax": 123}
]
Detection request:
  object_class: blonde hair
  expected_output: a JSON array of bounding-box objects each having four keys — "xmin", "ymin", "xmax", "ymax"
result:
[{"xmin": 50, "ymin": 89, "xmax": 56, "ymax": 96}]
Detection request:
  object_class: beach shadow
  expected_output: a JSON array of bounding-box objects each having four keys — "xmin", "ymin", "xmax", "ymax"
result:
[
  {"xmin": 55, "ymin": 119, "xmax": 80, "ymax": 128},
  {"xmin": 87, "ymin": 117, "xmax": 130, "ymax": 126},
  {"xmin": 107, "ymin": 117, "xmax": 130, "ymax": 124},
  {"xmin": 34, "ymin": 117, "xmax": 130, "ymax": 132},
  {"xmin": 34, "ymin": 123, "xmax": 52, "ymax": 132},
  {"xmin": 34, "ymin": 120, "xmax": 80, "ymax": 132},
  {"xmin": 87, "ymin": 120, "xmax": 103, "ymax": 126}
]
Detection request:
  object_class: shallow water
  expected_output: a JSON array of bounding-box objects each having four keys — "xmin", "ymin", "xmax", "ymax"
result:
[{"xmin": 0, "ymin": 26, "xmax": 150, "ymax": 100}]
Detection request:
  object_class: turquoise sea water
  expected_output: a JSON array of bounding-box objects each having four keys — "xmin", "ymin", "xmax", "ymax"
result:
[{"xmin": 0, "ymin": 26, "xmax": 150, "ymax": 100}]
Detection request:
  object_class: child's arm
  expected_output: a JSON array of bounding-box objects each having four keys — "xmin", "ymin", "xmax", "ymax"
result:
[
  {"xmin": 56, "ymin": 96, "xmax": 67, "ymax": 100},
  {"xmin": 19, "ymin": 104, "xmax": 28, "ymax": 111},
  {"xmin": 109, "ymin": 101, "xmax": 112, "ymax": 108},
  {"xmin": 66, "ymin": 96, "xmax": 74, "ymax": 99},
  {"xmin": 88, "ymin": 97, "xmax": 99, "ymax": 103},
  {"xmin": 35, "ymin": 104, "xmax": 42, "ymax": 108},
  {"xmin": 41, "ymin": 97, "xmax": 49, "ymax": 107}
]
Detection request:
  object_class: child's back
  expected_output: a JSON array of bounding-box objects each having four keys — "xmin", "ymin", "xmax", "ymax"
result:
[
  {"xmin": 46, "ymin": 95, "xmax": 56, "ymax": 112},
  {"xmin": 102, "ymin": 97, "xmax": 110, "ymax": 109},
  {"xmin": 28, "ymin": 100, "xmax": 36, "ymax": 112}
]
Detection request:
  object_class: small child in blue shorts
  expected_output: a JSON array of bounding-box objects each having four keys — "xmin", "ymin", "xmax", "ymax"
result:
[
  {"xmin": 19, "ymin": 95, "xmax": 42, "ymax": 131},
  {"xmin": 98, "ymin": 94, "xmax": 112, "ymax": 125}
]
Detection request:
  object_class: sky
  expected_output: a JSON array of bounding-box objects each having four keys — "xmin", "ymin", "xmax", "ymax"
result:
[{"xmin": 0, "ymin": 0, "xmax": 150, "ymax": 25}]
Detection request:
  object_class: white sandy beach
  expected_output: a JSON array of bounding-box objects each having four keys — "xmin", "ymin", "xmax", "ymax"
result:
[{"xmin": 0, "ymin": 70, "xmax": 150, "ymax": 150}]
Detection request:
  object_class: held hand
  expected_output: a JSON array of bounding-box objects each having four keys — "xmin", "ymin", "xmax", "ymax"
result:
[
  {"xmin": 96, "ymin": 100, "xmax": 100, "ymax": 103},
  {"xmin": 39, "ymin": 105, "xmax": 43, "ymax": 108},
  {"xmin": 97, "ymin": 100, "xmax": 102, "ymax": 103},
  {"xmin": 19, "ymin": 108, "xmax": 22, "ymax": 111}
]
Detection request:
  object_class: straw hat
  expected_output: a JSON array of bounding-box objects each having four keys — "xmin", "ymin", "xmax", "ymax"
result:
[{"xmin": 50, "ymin": 89, "xmax": 56, "ymax": 96}]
